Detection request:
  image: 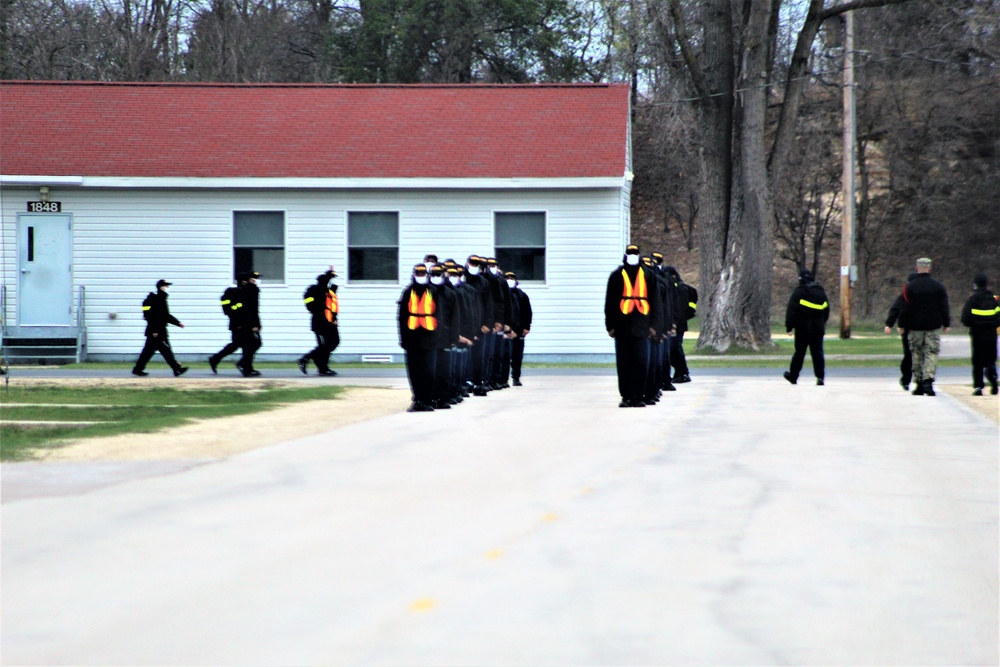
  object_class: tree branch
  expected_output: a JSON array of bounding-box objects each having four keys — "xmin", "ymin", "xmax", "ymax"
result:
[
  {"xmin": 665, "ymin": 0, "xmax": 708, "ymax": 101},
  {"xmin": 819, "ymin": 0, "xmax": 912, "ymax": 22}
]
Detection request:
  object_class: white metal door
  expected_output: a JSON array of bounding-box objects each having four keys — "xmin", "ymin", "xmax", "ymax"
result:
[{"xmin": 18, "ymin": 214, "xmax": 72, "ymax": 325}]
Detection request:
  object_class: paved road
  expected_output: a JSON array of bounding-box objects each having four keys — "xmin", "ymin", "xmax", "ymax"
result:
[{"xmin": 2, "ymin": 371, "xmax": 997, "ymax": 665}]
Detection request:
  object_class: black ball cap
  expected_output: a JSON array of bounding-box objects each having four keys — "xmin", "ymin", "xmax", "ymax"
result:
[{"xmin": 156, "ymin": 279, "xmax": 172, "ymax": 288}]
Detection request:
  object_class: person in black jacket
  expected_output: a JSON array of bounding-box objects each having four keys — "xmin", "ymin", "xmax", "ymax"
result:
[
  {"xmin": 641, "ymin": 256, "xmax": 666, "ymax": 404},
  {"xmin": 783, "ymin": 269, "xmax": 830, "ymax": 386},
  {"xmin": 666, "ymin": 266, "xmax": 697, "ymax": 384},
  {"xmin": 235, "ymin": 271, "xmax": 262, "ymax": 377},
  {"xmin": 484, "ymin": 257, "xmax": 511, "ymax": 390},
  {"xmin": 464, "ymin": 255, "xmax": 494, "ymax": 396},
  {"xmin": 298, "ymin": 268, "xmax": 339, "ymax": 376},
  {"xmin": 452, "ymin": 265, "xmax": 480, "ymax": 395},
  {"xmin": 430, "ymin": 263, "xmax": 463, "ymax": 409},
  {"xmin": 606, "ymin": 244, "xmax": 659, "ymax": 407},
  {"xmin": 399, "ymin": 264, "xmax": 440, "ymax": 412},
  {"xmin": 898, "ymin": 257, "xmax": 951, "ymax": 396},
  {"xmin": 883, "ymin": 272, "xmax": 918, "ymax": 390},
  {"xmin": 132, "ymin": 279, "xmax": 188, "ymax": 377},
  {"xmin": 506, "ymin": 272, "xmax": 533, "ymax": 386},
  {"xmin": 960, "ymin": 273, "xmax": 1000, "ymax": 396},
  {"xmin": 208, "ymin": 276, "xmax": 243, "ymax": 375}
]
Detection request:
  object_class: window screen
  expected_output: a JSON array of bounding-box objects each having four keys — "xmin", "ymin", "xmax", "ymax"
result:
[
  {"xmin": 495, "ymin": 212, "xmax": 546, "ymax": 281},
  {"xmin": 348, "ymin": 212, "xmax": 399, "ymax": 281},
  {"xmin": 234, "ymin": 211, "xmax": 284, "ymax": 283}
]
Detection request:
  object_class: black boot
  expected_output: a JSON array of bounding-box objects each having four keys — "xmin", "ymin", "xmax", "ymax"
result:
[
  {"xmin": 912, "ymin": 380, "xmax": 925, "ymax": 396},
  {"xmin": 783, "ymin": 371, "xmax": 797, "ymax": 385},
  {"xmin": 923, "ymin": 379, "xmax": 935, "ymax": 396}
]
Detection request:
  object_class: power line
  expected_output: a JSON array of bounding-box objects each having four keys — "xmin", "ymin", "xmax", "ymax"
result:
[{"xmin": 637, "ymin": 46, "xmax": 998, "ymax": 105}]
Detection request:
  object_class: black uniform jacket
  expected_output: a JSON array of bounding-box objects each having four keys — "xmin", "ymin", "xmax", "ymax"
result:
[
  {"xmin": 885, "ymin": 293, "xmax": 906, "ymax": 329},
  {"xmin": 680, "ymin": 281, "xmax": 697, "ymax": 331},
  {"xmin": 434, "ymin": 282, "xmax": 462, "ymax": 348},
  {"xmin": 464, "ymin": 272, "xmax": 494, "ymax": 331},
  {"xmin": 651, "ymin": 270, "xmax": 672, "ymax": 337},
  {"xmin": 398, "ymin": 283, "xmax": 440, "ymax": 351},
  {"xmin": 483, "ymin": 269, "xmax": 509, "ymax": 327},
  {"xmin": 455, "ymin": 282, "xmax": 481, "ymax": 341},
  {"xmin": 960, "ymin": 288, "xmax": 1000, "ymax": 331},
  {"xmin": 785, "ymin": 282, "xmax": 830, "ymax": 332},
  {"xmin": 240, "ymin": 282, "xmax": 261, "ymax": 329},
  {"xmin": 605, "ymin": 264, "xmax": 659, "ymax": 338},
  {"xmin": 305, "ymin": 277, "xmax": 338, "ymax": 333},
  {"xmin": 899, "ymin": 274, "xmax": 950, "ymax": 331},
  {"xmin": 142, "ymin": 290, "xmax": 181, "ymax": 337},
  {"xmin": 511, "ymin": 287, "xmax": 533, "ymax": 332}
]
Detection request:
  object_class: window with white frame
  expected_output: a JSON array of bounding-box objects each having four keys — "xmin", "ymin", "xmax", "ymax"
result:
[
  {"xmin": 348, "ymin": 212, "xmax": 399, "ymax": 281},
  {"xmin": 495, "ymin": 212, "xmax": 546, "ymax": 281},
  {"xmin": 234, "ymin": 211, "xmax": 284, "ymax": 283}
]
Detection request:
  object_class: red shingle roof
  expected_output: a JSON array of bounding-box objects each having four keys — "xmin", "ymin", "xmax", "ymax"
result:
[{"xmin": 0, "ymin": 81, "xmax": 629, "ymax": 180}]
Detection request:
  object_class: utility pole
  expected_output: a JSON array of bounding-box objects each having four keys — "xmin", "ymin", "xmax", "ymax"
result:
[{"xmin": 839, "ymin": 9, "xmax": 857, "ymax": 339}]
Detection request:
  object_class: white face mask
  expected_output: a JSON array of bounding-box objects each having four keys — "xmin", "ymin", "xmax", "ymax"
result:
[
  {"xmin": 449, "ymin": 276, "xmax": 461, "ymax": 286},
  {"xmin": 161, "ymin": 288, "xmax": 169, "ymax": 294},
  {"xmin": 430, "ymin": 276, "xmax": 444, "ymax": 286},
  {"xmin": 506, "ymin": 279, "xmax": 517, "ymax": 288},
  {"xmin": 490, "ymin": 266, "xmax": 500, "ymax": 275},
  {"xmin": 327, "ymin": 279, "xmax": 336, "ymax": 289},
  {"xmin": 625, "ymin": 254, "xmax": 640, "ymax": 266},
  {"xmin": 425, "ymin": 262, "xmax": 435, "ymax": 271},
  {"xmin": 414, "ymin": 275, "xmax": 429, "ymax": 285},
  {"xmin": 467, "ymin": 265, "xmax": 480, "ymax": 276}
]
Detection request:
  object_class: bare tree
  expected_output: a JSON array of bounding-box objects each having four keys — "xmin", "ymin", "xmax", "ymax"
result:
[{"xmin": 653, "ymin": 0, "xmax": 911, "ymax": 351}]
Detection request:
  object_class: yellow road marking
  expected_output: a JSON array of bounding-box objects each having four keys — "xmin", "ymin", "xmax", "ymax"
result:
[
  {"xmin": 409, "ymin": 598, "xmax": 436, "ymax": 612},
  {"xmin": 485, "ymin": 549, "xmax": 504, "ymax": 560}
]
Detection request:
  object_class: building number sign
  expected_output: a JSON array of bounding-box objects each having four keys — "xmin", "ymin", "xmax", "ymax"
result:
[{"xmin": 27, "ymin": 201, "xmax": 62, "ymax": 213}]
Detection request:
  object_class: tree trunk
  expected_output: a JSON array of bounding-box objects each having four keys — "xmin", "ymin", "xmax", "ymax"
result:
[{"xmin": 695, "ymin": 0, "xmax": 774, "ymax": 352}]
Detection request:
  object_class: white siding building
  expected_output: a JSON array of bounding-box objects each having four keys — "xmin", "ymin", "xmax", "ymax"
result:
[{"xmin": 0, "ymin": 82, "xmax": 632, "ymax": 362}]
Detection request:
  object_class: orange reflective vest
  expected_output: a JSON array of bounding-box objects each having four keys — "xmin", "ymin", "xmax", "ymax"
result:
[
  {"xmin": 326, "ymin": 290, "xmax": 338, "ymax": 322},
  {"xmin": 407, "ymin": 290, "xmax": 437, "ymax": 330},
  {"xmin": 620, "ymin": 268, "xmax": 650, "ymax": 315}
]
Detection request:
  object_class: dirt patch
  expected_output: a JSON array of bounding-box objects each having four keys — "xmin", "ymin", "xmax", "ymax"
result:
[
  {"xmin": 4, "ymin": 379, "xmax": 410, "ymax": 462},
  {"xmin": 939, "ymin": 384, "xmax": 999, "ymax": 425}
]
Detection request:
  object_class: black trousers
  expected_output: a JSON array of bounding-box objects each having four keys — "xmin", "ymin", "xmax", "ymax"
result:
[
  {"xmin": 789, "ymin": 325, "xmax": 825, "ymax": 380},
  {"xmin": 511, "ymin": 337, "xmax": 525, "ymax": 380},
  {"xmin": 434, "ymin": 347, "xmax": 452, "ymax": 400},
  {"xmin": 614, "ymin": 334, "xmax": 649, "ymax": 401},
  {"xmin": 670, "ymin": 331, "xmax": 689, "ymax": 377},
  {"xmin": 405, "ymin": 347, "xmax": 436, "ymax": 404},
  {"xmin": 498, "ymin": 335, "xmax": 512, "ymax": 383},
  {"xmin": 899, "ymin": 331, "xmax": 913, "ymax": 385},
  {"xmin": 646, "ymin": 338, "xmax": 662, "ymax": 399},
  {"xmin": 211, "ymin": 332, "xmax": 240, "ymax": 364},
  {"xmin": 471, "ymin": 334, "xmax": 487, "ymax": 386},
  {"xmin": 971, "ymin": 330, "xmax": 998, "ymax": 388},
  {"xmin": 305, "ymin": 327, "xmax": 339, "ymax": 371},
  {"xmin": 237, "ymin": 330, "xmax": 261, "ymax": 370},
  {"xmin": 134, "ymin": 334, "xmax": 181, "ymax": 372}
]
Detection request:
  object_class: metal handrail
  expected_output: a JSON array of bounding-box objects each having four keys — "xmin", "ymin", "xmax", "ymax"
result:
[{"xmin": 75, "ymin": 285, "xmax": 87, "ymax": 363}]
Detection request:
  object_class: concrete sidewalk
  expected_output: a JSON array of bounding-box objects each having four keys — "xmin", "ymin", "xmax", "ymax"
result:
[{"xmin": 2, "ymin": 373, "xmax": 997, "ymax": 665}]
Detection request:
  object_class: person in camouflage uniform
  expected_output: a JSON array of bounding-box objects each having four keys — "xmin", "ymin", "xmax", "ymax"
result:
[{"xmin": 898, "ymin": 258, "xmax": 951, "ymax": 396}]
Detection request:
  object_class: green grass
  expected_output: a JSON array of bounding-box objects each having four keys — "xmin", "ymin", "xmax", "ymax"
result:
[
  {"xmin": 0, "ymin": 384, "xmax": 346, "ymax": 462},
  {"xmin": 691, "ymin": 335, "xmax": 906, "ymax": 356},
  {"xmin": 51, "ymin": 361, "xmax": 404, "ymax": 371}
]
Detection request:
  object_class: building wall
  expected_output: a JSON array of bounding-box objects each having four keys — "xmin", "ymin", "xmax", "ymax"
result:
[{"xmin": 1, "ymin": 186, "xmax": 628, "ymax": 360}]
